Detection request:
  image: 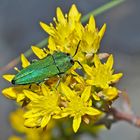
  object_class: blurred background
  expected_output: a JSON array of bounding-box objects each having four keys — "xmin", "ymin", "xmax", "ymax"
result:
[{"xmin": 0, "ymin": 0, "xmax": 140, "ymax": 139}]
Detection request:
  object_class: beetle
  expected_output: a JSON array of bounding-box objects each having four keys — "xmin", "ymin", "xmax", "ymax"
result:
[{"xmin": 11, "ymin": 42, "xmax": 81, "ymax": 85}]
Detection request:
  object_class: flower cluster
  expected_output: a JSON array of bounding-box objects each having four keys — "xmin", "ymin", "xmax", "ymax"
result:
[
  {"xmin": 2, "ymin": 4, "xmax": 123, "ymax": 137},
  {"xmin": 9, "ymin": 109, "xmax": 53, "ymax": 140}
]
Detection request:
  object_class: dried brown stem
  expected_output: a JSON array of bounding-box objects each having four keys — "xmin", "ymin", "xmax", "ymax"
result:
[
  {"xmin": 110, "ymin": 107, "xmax": 140, "ymax": 127},
  {"xmin": 94, "ymin": 107, "xmax": 140, "ymax": 129},
  {"xmin": 0, "ymin": 57, "xmax": 20, "ymax": 72}
]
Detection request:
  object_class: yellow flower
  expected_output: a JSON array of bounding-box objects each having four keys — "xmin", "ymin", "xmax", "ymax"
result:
[
  {"xmin": 83, "ymin": 54, "xmax": 123, "ymax": 89},
  {"xmin": 92, "ymin": 87, "xmax": 118, "ymax": 101},
  {"xmin": 24, "ymin": 84, "xmax": 61, "ymax": 128},
  {"xmin": 10, "ymin": 109, "xmax": 27, "ymax": 133},
  {"xmin": 56, "ymin": 83, "xmax": 101, "ymax": 132},
  {"xmin": 9, "ymin": 109, "xmax": 53, "ymax": 140},
  {"xmin": 103, "ymin": 87, "xmax": 118, "ymax": 101},
  {"xmin": 40, "ymin": 4, "xmax": 106, "ymax": 63},
  {"xmin": 80, "ymin": 16, "xmax": 106, "ymax": 54},
  {"xmin": 40, "ymin": 4, "xmax": 82, "ymax": 55},
  {"xmin": 2, "ymin": 86, "xmax": 28, "ymax": 103}
]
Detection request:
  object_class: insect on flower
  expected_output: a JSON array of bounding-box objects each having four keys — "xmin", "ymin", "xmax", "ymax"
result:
[{"xmin": 11, "ymin": 41, "xmax": 81, "ymax": 85}]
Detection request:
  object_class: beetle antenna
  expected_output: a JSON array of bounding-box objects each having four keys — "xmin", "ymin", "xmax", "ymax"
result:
[
  {"xmin": 74, "ymin": 60, "xmax": 83, "ymax": 69},
  {"xmin": 72, "ymin": 40, "xmax": 81, "ymax": 58}
]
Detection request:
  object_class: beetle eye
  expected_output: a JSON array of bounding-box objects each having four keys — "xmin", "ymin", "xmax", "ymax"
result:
[
  {"xmin": 70, "ymin": 59, "xmax": 74, "ymax": 65},
  {"xmin": 66, "ymin": 53, "xmax": 70, "ymax": 56}
]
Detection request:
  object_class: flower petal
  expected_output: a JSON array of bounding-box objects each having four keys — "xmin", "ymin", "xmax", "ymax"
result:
[
  {"xmin": 24, "ymin": 110, "xmax": 41, "ymax": 118},
  {"xmin": 106, "ymin": 54, "xmax": 113, "ymax": 70},
  {"xmin": 61, "ymin": 83, "xmax": 75, "ymax": 100},
  {"xmin": 10, "ymin": 109, "xmax": 25, "ymax": 133},
  {"xmin": 93, "ymin": 54, "xmax": 101, "ymax": 67},
  {"xmin": 83, "ymin": 64, "xmax": 93, "ymax": 76},
  {"xmin": 87, "ymin": 16, "xmax": 96, "ymax": 31},
  {"xmin": 92, "ymin": 93, "xmax": 100, "ymax": 101},
  {"xmin": 98, "ymin": 23, "xmax": 106, "ymax": 41},
  {"xmin": 53, "ymin": 111, "xmax": 69, "ymax": 119},
  {"xmin": 16, "ymin": 94, "xmax": 25, "ymax": 102},
  {"xmin": 56, "ymin": 7, "xmax": 66, "ymax": 24},
  {"xmin": 41, "ymin": 84, "xmax": 50, "ymax": 96},
  {"xmin": 41, "ymin": 114, "xmax": 51, "ymax": 128},
  {"xmin": 48, "ymin": 37, "xmax": 57, "ymax": 52},
  {"xmin": 24, "ymin": 90, "xmax": 39, "ymax": 101},
  {"xmin": 81, "ymin": 86, "xmax": 91, "ymax": 102},
  {"xmin": 111, "ymin": 73, "xmax": 123, "ymax": 83},
  {"xmin": 73, "ymin": 115, "xmax": 81, "ymax": 133},
  {"xmin": 3, "ymin": 74, "xmax": 15, "ymax": 82},
  {"xmin": 21, "ymin": 54, "xmax": 30, "ymax": 68},
  {"xmin": 31, "ymin": 46, "xmax": 47, "ymax": 59},
  {"xmin": 69, "ymin": 4, "xmax": 81, "ymax": 22},
  {"xmin": 85, "ymin": 107, "xmax": 101, "ymax": 115},
  {"xmin": 24, "ymin": 117, "xmax": 38, "ymax": 128},
  {"xmin": 40, "ymin": 22, "xmax": 54, "ymax": 35},
  {"xmin": 103, "ymin": 87, "xmax": 118, "ymax": 100},
  {"xmin": 2, "ymin": 87, "xmax": 17, "ymax": 99}
]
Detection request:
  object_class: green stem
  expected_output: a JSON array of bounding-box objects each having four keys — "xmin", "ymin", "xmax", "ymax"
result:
[
  {"xmin": 1, "ymin": 0, "xmax": 125, "ymax": 72},
  {"xmin": 81, "ymin": 0, "xmax": 125, "ymax": 23},
  {"xmin": 24, "ymin": 38, "xmax": 48, "ymax": 57}
]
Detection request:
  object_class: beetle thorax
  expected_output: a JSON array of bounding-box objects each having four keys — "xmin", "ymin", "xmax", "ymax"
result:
[{"xmin": 53, "ymin": 52, "xmax": 74, "ymax": 73}]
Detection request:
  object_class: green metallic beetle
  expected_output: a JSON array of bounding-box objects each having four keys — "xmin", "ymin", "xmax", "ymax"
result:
[
  {"xmin": 11, "ymin": 42, "xmax": 81, "ymax": 85},
  {"xmin": 11, "ymin": 52, "xmax": 74, "ymax": 85}
]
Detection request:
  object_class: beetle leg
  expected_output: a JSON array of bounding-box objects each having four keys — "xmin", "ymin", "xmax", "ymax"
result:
[
  {"xmin": 29, "ymin": 85, "xmax": 32, "ymax": 89},
  {"xmin": 55, "ymin": 74, "xmax": 64, "ymax": 88},
  {"xmin": 43, "ymin": 48, "xmax": 49, "ymax": 54},
  {"xmin": 31, "ymin": 59, "xmax": 38, "ymax": 63},
  {"xmin": 55, "ymin": 78, "xmax": 61, "ymax": 88},
  {"xmin": 22, "ymin": 98, "xmax": 30, "ymax": 107},
  {"xmin": 55, "ymin": 75, "xmax": 61, "ymax": 88}
]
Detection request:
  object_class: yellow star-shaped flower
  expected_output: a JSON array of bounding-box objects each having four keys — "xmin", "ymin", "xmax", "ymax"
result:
[
  {"xmin": 80, "ymin": 16, "xmax": 106, "ymax": 54},
  {"xmin": 24, "ymin": 84, "xmax": 61, "ymax": 128},
  {"xmin": 55, "ymin": 83, "xmax": 101, "ymax": 132},
  {"xmin": 92, "ymin": 86, "xmax": 118, "ymax": 101},
  {"xmin": 40, "ymin": 4, "xmax": 82, "ymax": 56},
  {"xmin": 9, "ymin": 109, "xmax": 53, "ymax": 140},
  {"xmin": 83, "ymin": 54, "xmax": 123, "ymax": 89}
]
